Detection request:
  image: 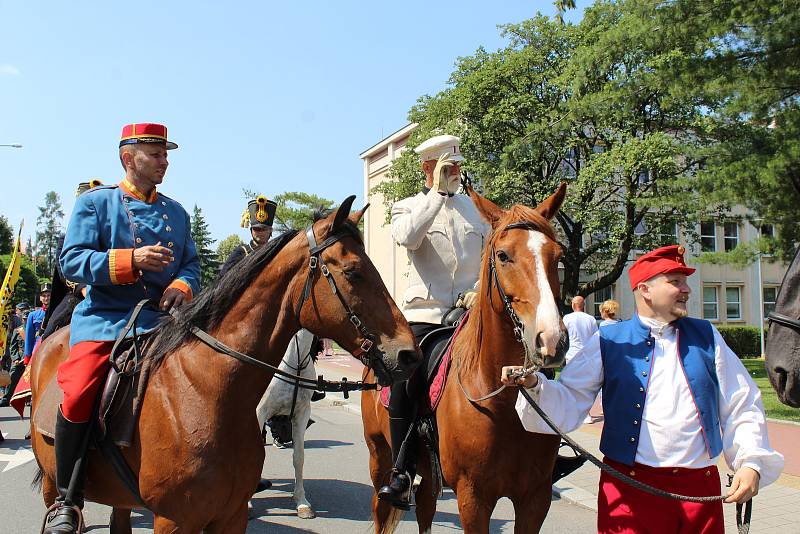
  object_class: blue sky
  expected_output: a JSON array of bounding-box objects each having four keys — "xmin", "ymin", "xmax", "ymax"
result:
[{"xmin": 0, "ymin": 1, "xmax": 587, "ymax": 245}]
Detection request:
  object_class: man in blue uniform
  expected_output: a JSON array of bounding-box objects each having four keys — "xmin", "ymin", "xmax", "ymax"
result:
[{"xmin": 43, "ymin": 123, "xmax": 200, "ymax": 534}]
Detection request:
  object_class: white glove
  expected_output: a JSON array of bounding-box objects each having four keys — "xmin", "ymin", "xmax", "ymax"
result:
[
  {"xmin": 431, "ymin": 153, "xmax": 459, "ymax": 195},
  {"xmin": 461, "ymin": 290, "xmax": 478, "ymax": 309}
]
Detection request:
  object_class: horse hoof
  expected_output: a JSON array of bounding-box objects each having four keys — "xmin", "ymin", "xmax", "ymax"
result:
[{"xmin": 297, "ymin": 505, "xmax": 316, "ymax": 519}]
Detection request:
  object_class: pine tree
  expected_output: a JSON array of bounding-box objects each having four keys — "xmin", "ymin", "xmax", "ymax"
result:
[
  {"xmin": 190, "ymin": 205, "xmax": 219, "ymax": 289},
  {"xmin": 35, "ymin": 191, "xmax": 65, "ymax": 277}
]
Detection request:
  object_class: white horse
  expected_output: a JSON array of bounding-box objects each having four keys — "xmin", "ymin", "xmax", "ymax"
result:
[{"xmin": 256, "ymin": 328, "xmax": 318, "ymax": 519}]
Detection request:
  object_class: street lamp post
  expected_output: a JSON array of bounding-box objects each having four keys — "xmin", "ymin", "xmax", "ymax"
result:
[{"xmin": 754, "ymin": 219, "xmax": 765, "ymax": 358}]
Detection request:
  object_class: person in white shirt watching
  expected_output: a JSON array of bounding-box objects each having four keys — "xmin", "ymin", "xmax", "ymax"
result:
[
  {"xmin": 501, "ymin": 244, "xmax": 783, "ymax": 534},
  {"xmin": 563, "ymin": 295, "xmax": 599, "ymax": 365}
]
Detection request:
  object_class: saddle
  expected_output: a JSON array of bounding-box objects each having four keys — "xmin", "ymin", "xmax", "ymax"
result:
[
  {"xmin": 380, "ymin": 308, "xmax": 469, "ymax": 412},
  {"xmin": 35, "ymin": 300, "xmax": 158, "ymax": 448}
]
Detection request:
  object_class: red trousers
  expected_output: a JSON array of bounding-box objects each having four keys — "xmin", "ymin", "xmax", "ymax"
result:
[
  {"xmin": 57, "ymin": 341, "xmax": 114, "ymax": 423},
  {"xmin": 598, "ymin": 457, "xmax": 724, "ymax": 534}
]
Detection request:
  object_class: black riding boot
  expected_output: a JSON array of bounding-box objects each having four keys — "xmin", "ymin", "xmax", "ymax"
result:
[
  {"xmin": 377, "ymin": 380, "xmax": 419, "ymax": 510},
  {"xmin": 43, "ymin": 408, "xmax": 89, "ymax": 534}
]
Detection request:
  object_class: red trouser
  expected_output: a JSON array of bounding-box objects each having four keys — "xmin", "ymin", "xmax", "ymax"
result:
[
  {"xmin": 57, "ymin": 341, "xmax": 114, "ymax": 423},
  {"xmin": 598, "ymin": 457, "xmax": 724, "ymax": 534}
]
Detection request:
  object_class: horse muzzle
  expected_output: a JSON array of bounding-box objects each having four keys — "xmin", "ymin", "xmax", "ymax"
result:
[
  {"xmin": 540, "ymin": 329, "xmax": 569, "ymax": 369},
  {"xmin": 769, "ymin": 364, "xmax": 800, "ymax": 408}
]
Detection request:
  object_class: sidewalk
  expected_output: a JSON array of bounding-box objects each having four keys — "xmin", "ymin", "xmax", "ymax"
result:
[{"xmin": 317, "ymin": 352, "xmax": 800, "ymax": 532}]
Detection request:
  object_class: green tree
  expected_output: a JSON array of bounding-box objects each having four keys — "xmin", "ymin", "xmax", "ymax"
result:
[
  {"xmin": 243, "ymin": 190, "xmax": 335, "ymax": 233},
  {"xmin": 190, "ymin": 205, "xmax": 219, "ymax": 289},
  {"xmin": 35, "ymin": 191, "xmax": 65, "ymax": 278},
  {"xmin": 374, "ymin": 12, "xmax": 713, "ymax": 303},
  {"xmin": 216, "ymin": 234, "xmax": 244, "ymax": 264},
  {"xmin": 0, "ymin": 216, "xmax": 13, "ymax": 255}
]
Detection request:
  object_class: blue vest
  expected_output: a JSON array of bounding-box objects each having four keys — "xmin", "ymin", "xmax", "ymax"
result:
[{"xmin": 599, "ymin": 316, "xmax": 723, "ymax": 465}]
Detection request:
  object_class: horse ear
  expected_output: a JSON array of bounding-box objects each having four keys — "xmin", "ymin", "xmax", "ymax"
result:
[
  {"xmin": 329, "ymin": 195, "xmax": 357, "ymax": 233},
  {"xmin": 467, "ymin": 185, "xmax": 504, "ymax": 228},
  {"xmin": 349, "ymin": 203, "xmax": 370, "ymax": 226},
  {"xmin": 535, "ymin": 182, "xmax": 567, "ymax": 221}
]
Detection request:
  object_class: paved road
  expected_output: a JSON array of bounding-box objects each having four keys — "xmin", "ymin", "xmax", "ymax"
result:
[{"xmin": 1, "ymin": 401, "xmax": 597, "ymax": 533}]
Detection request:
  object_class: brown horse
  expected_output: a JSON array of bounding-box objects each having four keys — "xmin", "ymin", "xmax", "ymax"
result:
[
  {"xmin": 30, "ymin": 197, "xmax": 420, "ymax": 533},
  {"xmin": 362, "ymin": 184, "xmax": 569, "ymax": 533}
]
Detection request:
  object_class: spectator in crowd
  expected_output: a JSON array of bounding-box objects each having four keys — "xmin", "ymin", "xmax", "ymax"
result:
[
  {"xmin": 563, "ymin": 295, "xmax": 598, "ymax": 365},
  {"xmin": 599, "ymin": 299, "xmax": 621, "ymax": 326},
  {"xmin": 0, "ymin": 305, "xmax": 29, "ymax": 407}
]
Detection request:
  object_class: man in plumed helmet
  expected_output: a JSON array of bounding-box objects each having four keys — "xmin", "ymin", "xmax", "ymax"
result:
[
  {"xmin": 379, "ymin": 134, "xmax": 490, "ymax": 509},
  {"xmin": 43, "ymin": 123, "xmax": 200, "ymax": 534},
  {"xmin": 218, "ymin": 195, "xmax": 277, "ymax": 277}
]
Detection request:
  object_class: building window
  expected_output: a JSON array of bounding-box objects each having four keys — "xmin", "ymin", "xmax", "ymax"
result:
[
  {"xmin": 763, "ymin": 286, "xmax": 778, "ymax": 318},
  {"xmin": 593, "ymin": 285, "xmax": 614, "ymax": 319},
  {"xmin": 700, "ymin": 221, "xmax": 716, "ymax": 252},
  {"xmin": 761, "ymin": 223, "xmax": 774, "ymax": 238},
  {"xmin": 726, "ymin": 286, "xmax": 742, "ymax": 320},
  {"xmin": 723, "ymin": 222, "xmax": 739, "ymax": 251},
  {"xmin": 658, "ymin": 222, "xmax": 678, "ymax": 246},
  {"xmin": 703, "ymin": 286, "xmax": 718, "ymax": 320}
]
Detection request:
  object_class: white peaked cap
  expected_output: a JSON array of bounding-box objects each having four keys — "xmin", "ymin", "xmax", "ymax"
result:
[{"xmin": 414, "ymin": 134, "xmax": 465, "ymax": 163}]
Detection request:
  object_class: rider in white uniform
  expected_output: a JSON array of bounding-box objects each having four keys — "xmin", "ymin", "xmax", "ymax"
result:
[{"xmin": 378, "ymin": 134, "xmax": 490, "ymax": 509}]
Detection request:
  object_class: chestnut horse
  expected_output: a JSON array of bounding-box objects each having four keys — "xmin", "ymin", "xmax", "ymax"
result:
[
  {"xmin": 30, "ymin": 197, "xmax": 420, "ymax": 533},
  {"xmin": 362, "ymin": 184, "xmax": 569, "ymax": 533},
  {"xmin": 765, "ymin": 245, "xmax": 800, "ymax": 407}
]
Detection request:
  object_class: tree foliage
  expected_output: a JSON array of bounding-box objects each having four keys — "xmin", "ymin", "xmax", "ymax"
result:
[
  {"xmin": 190, "ymin": 205, "xmax": 219, "ymax": 289},
  {"xmin": 35, "ymin": 191, "xmax": 64, "ymax": 278},
  {"xmin": 374, "ymin": 11, "xmax": 715, "ymax": 302},
  {"xmin": 216, "ymin": 234, "xmax": 244, "ymax": 264},
  {"xmin": 0, "ymin": 216, "xmax": 13, "ymax": 255}
]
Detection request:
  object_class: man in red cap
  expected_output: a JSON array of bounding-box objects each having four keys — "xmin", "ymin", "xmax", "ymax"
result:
[
  {"xmin": 502, "ymin": 244, "xmax": 783, "ymax": 533},
  {"xmin": 42, "ymin": 123, "xmax": 200, "ymax": 534}
]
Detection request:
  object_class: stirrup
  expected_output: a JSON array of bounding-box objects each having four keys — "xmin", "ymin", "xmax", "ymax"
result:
[
  {"xmin": 40, "ymin": 501, "xmax": 84, "ymax": 534},
  {"xmin": 377, "ymin": 469, "xmax": 413, "ymax": 511}
]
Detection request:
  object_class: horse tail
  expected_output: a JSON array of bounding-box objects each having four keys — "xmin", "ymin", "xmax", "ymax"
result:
[
  {"xmin": 31, "ymin": 465, "xmax": 44, "ymax": 492},
  {"xmin": 377, "ymin": 508, "xmax": 404, "ymax": 534}
]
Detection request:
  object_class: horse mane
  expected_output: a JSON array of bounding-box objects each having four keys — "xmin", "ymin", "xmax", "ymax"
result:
[
  {"xmin": 458, "ymin": 203, "xmax": 556, "ymax": 369},
  {"xmin": 148, "ymin": 208, "xmax": 363, "ymax": 362},
  {"xmin": 149, "ymin": 229, "xmax": 300, "ymax": 361}
]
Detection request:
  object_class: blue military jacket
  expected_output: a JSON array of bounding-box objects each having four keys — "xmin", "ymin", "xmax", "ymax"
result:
[
  {"xmin": 60, "ymin": 181, "xmax": 201, "ymax": 346},
  {"xmin": 24, "ymin": 307, "xmax": 46, "ymax": 357},
  {"xmin": 599, "ymin": 316, "xmax": 723, "ymax": 465}
]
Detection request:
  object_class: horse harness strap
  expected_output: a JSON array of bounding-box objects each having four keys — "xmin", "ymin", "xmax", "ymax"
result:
[
  {"xmin": 169, "ymin": 306, "xmax": 375, "ymax": 397},
  {"xmin": 516, "ymin": 386, "xmax": 752, "ymax": 534},
  {"xmin": 295, "ymin": 226, "xmax": 390, "ymax": 380},
  {"xmin": 768, "ymin": 311, "xmax": 800, "ymax": 331}
]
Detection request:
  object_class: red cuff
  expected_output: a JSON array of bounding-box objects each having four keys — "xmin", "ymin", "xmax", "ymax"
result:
[
  {"xmin": 109, "ymin": 249, "xmax": 139, "ymax": 285},
  {"xmin": 167, "ymin": 279, "xmax": 193, "ymax": 301}
]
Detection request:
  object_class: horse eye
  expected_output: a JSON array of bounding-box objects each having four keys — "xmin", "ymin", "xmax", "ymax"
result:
[
  {"xmin": 497, "ymin": 250, "xmax": 510, "ymax": 263},
  {"xmin": 343, "ymin": 269, "xmax": 362, "ymax": 281}
]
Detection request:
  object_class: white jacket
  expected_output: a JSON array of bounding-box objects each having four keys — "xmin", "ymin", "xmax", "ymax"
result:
[{"xmin": 391, "ymin": 190, "xmax": 490, "ymax": 324}]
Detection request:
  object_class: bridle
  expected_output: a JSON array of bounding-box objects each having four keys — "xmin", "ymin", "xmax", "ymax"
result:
[
  {"xmin": 768, "ymin": 311, "xmax": 800, "ymax": 332},
  {"xmin": 487, "ymin": 221, "xmax": 566, "ymax": 357},
  {"xmin": 294, "ymin": 226, "xmax": 392, "ymax": 382}
]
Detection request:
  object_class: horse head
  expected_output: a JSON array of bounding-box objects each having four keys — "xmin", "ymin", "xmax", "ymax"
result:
[
  {"xmin": 766, "ymin": 247, "xmax": 800, "ymax": 408},
  {"xmin": 468, "ymin": 183, "xmax": 569, "ymax": 369},
  {"xmin": 296, "ymin": 195, "xmax": 421, "ymax": 386}
]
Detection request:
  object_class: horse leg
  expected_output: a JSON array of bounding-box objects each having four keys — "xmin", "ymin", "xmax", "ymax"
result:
[
  {"xmin": 511, "ymin": 485, "xmax": 552, "ymax": 533},
  {"xmin": 292, "ymin": 404, "xmax": 315, "ymax": 519},
  {"xmin": 109, "ymin": 507, "xmax": 133, "ymax": 534},
  {"xmin": 203, "ymin": 502, "xmax": 249, "ymax": 534},
  {"xmin": 414, "ymin": 453, "xmax": 436, "ymax": 534},
  {"xmin": 454, "ymin": 482, "xmax": 492, "ymax": 534},
  {"xmin": 368, "ymin": 437, "xmax": 405, "ymax": 534},
  {"xmin": 41, "ymin": 472, "xmax": 58, "ymax": 507}
]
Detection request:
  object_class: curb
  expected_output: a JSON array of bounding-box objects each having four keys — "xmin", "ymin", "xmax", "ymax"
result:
[{"xmin": 552, "ymin": 480, "xmax": 598, "ymax": 512}]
